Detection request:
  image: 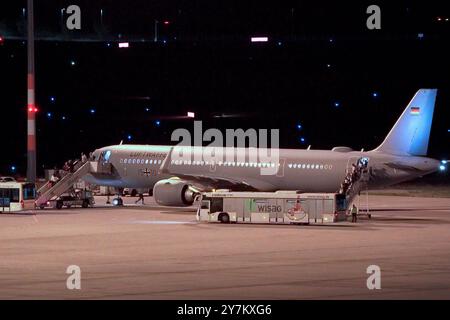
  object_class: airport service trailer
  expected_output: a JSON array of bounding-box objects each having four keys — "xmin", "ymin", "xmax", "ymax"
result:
[{"xmin": 197, "ymin": 190, "xmax": 347, "ymax": 224}]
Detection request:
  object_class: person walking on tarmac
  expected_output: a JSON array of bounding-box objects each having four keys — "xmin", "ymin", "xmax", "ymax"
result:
[
  {"xmin": 81, "ymin": 153, "xmax": 87, "ymax": 163},
  {"xmin": 351, "ymin": 204, "xmax": 358, "ymax": 223},
  {"xmin": 135, "ymin": 193, "xmax": 145, "ymax": 205}
]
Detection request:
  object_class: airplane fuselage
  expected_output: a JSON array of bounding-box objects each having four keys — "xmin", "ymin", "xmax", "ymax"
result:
[{"xmin": 83, "ymin": 145, "xmax": 439, "ymax": 193}]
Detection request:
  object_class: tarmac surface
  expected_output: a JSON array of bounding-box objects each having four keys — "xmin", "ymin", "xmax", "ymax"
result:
[{"xmin": 1, "ymin": 195, "xmax": 450, "ymax": 299}]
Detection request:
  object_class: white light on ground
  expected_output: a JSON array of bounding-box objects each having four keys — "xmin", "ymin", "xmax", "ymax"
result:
[
  {"xmin": 251, "ymin": 37, "xmax": 269, "ymax": 42},
  {"xmin": 187, "ymin": 112, "xmax": 195, "ymax": 118},
  {"xmin": 118, "ymin": 42, "xmax": 129, "ymax": 48}
]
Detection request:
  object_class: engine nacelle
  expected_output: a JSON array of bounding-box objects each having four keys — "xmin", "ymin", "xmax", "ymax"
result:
[{"xmin": 153, "ymin": 179, "xmax": 199, "ymax": 206}]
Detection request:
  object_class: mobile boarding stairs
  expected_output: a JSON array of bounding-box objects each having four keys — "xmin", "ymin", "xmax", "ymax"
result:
[
  {"xmin": 35, "ymin": 161, "xmax": 111, "ymax": 208},
  {"xmin": 338, "ymin": 157, "xmax": 370, "ymax": 213}
]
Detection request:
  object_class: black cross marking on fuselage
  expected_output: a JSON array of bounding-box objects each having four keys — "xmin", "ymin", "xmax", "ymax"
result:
[{"xmin": 142, "ymin": 168, "xmax": 151, "ymax": 177}]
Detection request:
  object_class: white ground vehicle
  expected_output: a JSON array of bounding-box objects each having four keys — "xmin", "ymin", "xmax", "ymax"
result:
[
  {"xmin": 0, "ymin": 176, "xmax": 16, "ymax": 182},
  {"xmin": 197, "ymin": 190, "xmax": 348, "ymax": 224},
  {"xmin": 0, "ymin": 182, "xmax": 36, "ymax": 212}
]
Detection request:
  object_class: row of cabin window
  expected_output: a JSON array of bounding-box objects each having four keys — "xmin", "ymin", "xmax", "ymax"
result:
[
  {"xmin": 170, "ymin": 160, "xmax": 278, "ymax": 168},
  {"xmin": 120, "ymin": 158, "xmax": 163, "ymax": 165},
  {"xmin": 288, "ymin": 163, "xmax": 333, "ymax": 170}
]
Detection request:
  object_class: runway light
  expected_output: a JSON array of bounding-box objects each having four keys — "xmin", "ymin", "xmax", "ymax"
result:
[
  {"xmin": 297, "ymin": 124, "xmax": 302, "ymax": 130},
  {"xmin": 372, "ymin": 92, "xmax": 378, "ymax": 98},
  {"xmin": 70, "ymin": 60, "xmax": 76, "ymax": 66},
  {"xmin": 90, "ymin": 108, "xmax": 96, "ymax": 114},
  {"xmin": 145, "ymin": 107, "xmax": 150, "ymax": 112},
  {"xmin": 187, "ymin": 112, "xmax": 195, "ymax": 118},
  {"xmin": 127, "ymin": 135, "xmax": 132, "ymax": 141},
  {"xmin": 10, "ymin": 165, "xmax": 16, "ymax": 172},
  {"xmin": 118, "ymin": 42, "xmax": 129, "ymax": 48},
  {"xmin": 442, "ymin": 160, "xmax": 448, "ymax": 165},
  {"xmin": 334, "ymin": 102, "xmax": 340, "ymax": 108},
  {"xmin": 439, "ymin": 165, "xmax": 446, "ymax": 171},
  {"xmin": 50, "ymin": 96, "xmax": 55, "ymax": 102},
  {"xmin": 46, "ymin": 112, "xmax": 52, "ymax": 118},
  {"xmin": 155, "ymin": 120, "xmax": 161, "ymax": 126},
  {"xmin": 163, "ymin": 20, "xmax": 170, "ymax": 25},
  {"xmin": 300, "ymin": 137, "xmax": 306, "ymax": 143},
  {"xmin": 62, "ymin": 116, "xmax": 66, "ymax": 120},
  {"xmin": 251, "ymin": 36, "xmax": 269, "ymax": 43}
]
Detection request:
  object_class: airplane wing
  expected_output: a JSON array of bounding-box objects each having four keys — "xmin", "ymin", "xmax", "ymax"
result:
[{"xmin": 158, "ymin": 146, "xmax": 258, "ymax": 191}]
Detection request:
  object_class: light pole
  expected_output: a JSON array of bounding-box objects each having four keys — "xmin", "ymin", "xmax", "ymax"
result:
[
  {"xmin": 27, "ymin": 0, "xmax": 37, "ymax": 183},
  {"xmin": 154, "ymin": 19, "xmax": 158, "ymax": 42}
]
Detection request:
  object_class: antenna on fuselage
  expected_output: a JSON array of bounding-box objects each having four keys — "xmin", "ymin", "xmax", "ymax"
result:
[
  {"xmin": 119, "ymin": 140, "xmax": 123, "ymax": 145},
  {"xmin": 307, "ymin": 145, "xmax": 311, "ymax": 150}
]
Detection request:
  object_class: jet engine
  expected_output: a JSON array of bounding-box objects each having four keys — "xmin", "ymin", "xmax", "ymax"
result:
[{"xmin": 153, "ymin": 179, "xmax": 199, "ymax": 206}]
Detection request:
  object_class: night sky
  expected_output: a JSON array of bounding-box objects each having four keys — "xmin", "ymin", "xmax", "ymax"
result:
[{"xmin": 0, "ymin": 1, "xmax": 449, "ymax": 176}]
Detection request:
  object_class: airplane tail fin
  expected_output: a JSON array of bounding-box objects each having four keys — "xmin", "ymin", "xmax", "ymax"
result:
[{"xmin": 373, "ymin": 89, "xmax": 437, "ymax": 156}]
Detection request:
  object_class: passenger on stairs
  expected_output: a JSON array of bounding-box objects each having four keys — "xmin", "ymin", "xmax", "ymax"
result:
[
  {"xmin": 49, "ymin": 172, "xmax": 60, "ymax": 187},
  {"xmin": 63, "ymin": 161, "xmax": 70, "ymax": 172}
]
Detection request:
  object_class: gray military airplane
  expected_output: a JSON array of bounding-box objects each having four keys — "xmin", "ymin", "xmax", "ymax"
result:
[{"xmin": 84, "ymin": 89, "xmax": 441, "ymax": 206}]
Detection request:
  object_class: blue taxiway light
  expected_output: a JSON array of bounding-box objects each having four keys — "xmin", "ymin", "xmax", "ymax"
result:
[
  {"xmin": 11, "ymin": 166, "xmax": 16, "ymax": 172},
  {"xmin": 439, "ymin": 165, "xmax": 446, "ymax": 171},
  {"xmin": 155, "ymin": 120, "xmax": 161, "ymax": 126}
]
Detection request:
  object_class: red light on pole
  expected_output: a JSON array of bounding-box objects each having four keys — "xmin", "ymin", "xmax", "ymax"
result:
[{"xmin": 27, "ymin": 106, "xmax": 38, "ymax": 113}]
